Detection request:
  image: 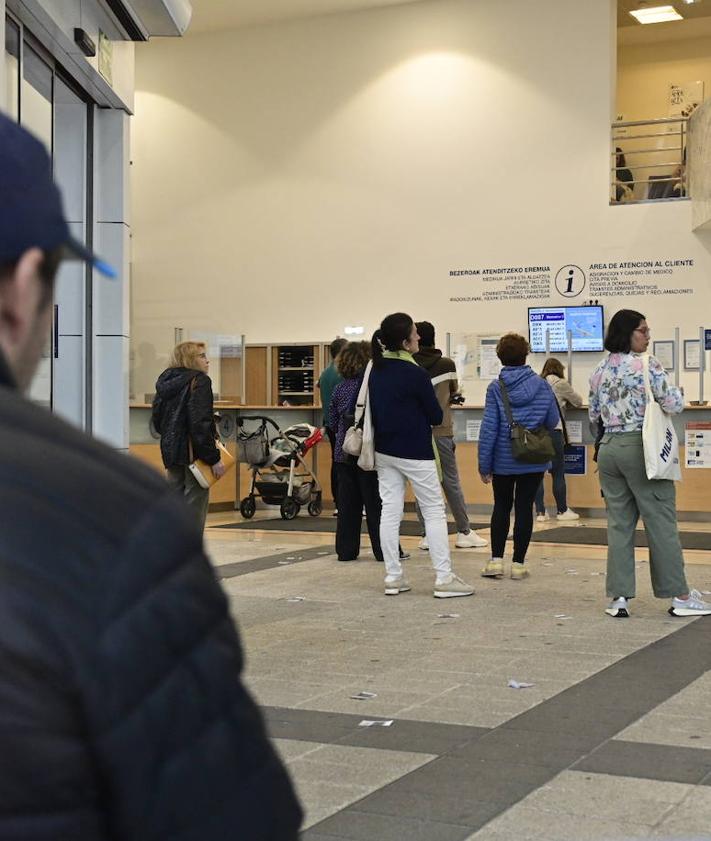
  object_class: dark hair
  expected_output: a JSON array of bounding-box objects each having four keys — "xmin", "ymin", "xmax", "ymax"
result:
[
  {"xmin": 616, "ymin": 146, "xmax": 626, "ymax": 168},
  {"xmin": 330, "ymin": 337, "xmax": 348, "ymax": 359},
  {"xmin": 336, "ymin": 341, "xmax": 371, "ymax": 379},
  {"xmin": 541, "ymin": 358, "xmax": 565, "ymax": 379},
  {"xmin": 496, "ymin": 333, "xmax": 529, "ymax": 367},
  {"xmin": 372, "ymin": 312, "xmax": 414, "ymax": 368},
  {"xmin": 416, "ymin": 321, "xmax": 435, "ymax": 347},
  {"xmin": 0, "ymin": 248, "xmax": 63, "ymax": 309},
  {"xmin": 604, "ymin": 309, "xmax": 645, "ymax": 353}
]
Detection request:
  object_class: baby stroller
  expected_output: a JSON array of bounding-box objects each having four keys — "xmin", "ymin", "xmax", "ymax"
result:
[{"xmin": 237, "ymin": 415, "xmax": 323, "ymax": 521}]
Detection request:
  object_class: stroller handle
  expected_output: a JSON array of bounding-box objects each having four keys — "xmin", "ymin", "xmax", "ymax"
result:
[{"xmin": 237, "ymin": 415, "xmax": 282, "ymax": 431}]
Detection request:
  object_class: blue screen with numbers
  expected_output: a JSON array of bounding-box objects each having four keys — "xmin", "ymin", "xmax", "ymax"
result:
[{"xmin": 528, "ymin": 306, "xmax": 604, "ymax": 353}]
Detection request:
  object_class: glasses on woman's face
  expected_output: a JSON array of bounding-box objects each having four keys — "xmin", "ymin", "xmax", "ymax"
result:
[
  {"xmin": 634, "ymin": 327, "xmax": 651, "ymax": 337},
  {"xmin": 197, "ymin": 352, "xmax": 208, "ymax": 360}
]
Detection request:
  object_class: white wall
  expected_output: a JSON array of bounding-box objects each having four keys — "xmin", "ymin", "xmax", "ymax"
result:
[{"xmin": 131, "ymin": 0, "xmax": 711, "ymax": 402}]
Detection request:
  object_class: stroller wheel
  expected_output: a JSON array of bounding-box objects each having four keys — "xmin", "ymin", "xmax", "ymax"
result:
[
  {"xmin": 307, "ymin": 500, "xmax": 322, "ymax": 517},
  {"xmin": 280, "ymin": 498, "xmax": 300, "ymax": 520},
  {"xmin": 240, "ymin": 496, "xmax": 256, "ymax": 519}
]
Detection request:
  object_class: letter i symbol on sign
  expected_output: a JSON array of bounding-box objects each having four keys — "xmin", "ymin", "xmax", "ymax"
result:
[{"xmin": 566, "ymin": 270, "xmax": 575, "ymax": 295}]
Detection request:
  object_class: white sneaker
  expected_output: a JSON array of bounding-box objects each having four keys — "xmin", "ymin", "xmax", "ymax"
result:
[
  {"xmin": 433, "ymin": 574, "xmax": 475, "ymax": 599},
  {"xmin": 556, "ymin": 509, "xmax": 580, "ymax": 521},
  {"xmin": 418, "ymin": 537, "xmax": 429, "ymax": 550},
  {"xmin": 605, "ymin": 597, "xmax": 630, "ymax": 618},
  {"xmin": 669, "ymin": 590, "xmax": 711, "ymax": 617},
  {"xmin": 384, "ymin": 576, "xmax": 411, "ymax": 596},
  {"xmin": 536, "ymin": 513, "xmax": 549, "ymax": 523},
  {"xmin": 455, "ymin": 531, "xmax": 488, "ymax": 548}
]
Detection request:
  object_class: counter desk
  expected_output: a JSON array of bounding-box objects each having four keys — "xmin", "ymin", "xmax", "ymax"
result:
[{"xmin": 129, "ymin": 404, "xmax": 711, "ymax": 519}]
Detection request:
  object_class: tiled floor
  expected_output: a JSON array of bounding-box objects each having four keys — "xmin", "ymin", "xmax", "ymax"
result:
[{"xmin": 205, "ymin": 511, "xmax": 711, "ymax": 839}]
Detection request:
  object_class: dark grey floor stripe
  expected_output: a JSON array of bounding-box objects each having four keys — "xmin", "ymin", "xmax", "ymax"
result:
[
  {"xmin": 264, "ymin": 706, "xmax": 486, "ymax": 755},
  {"xmin": 215, "ymin": 546, "xmax": 332, "ymax": 579},
  {"xmin": 303, "ymin": 617, "xmax": 711, "ymax": 841},
  {"xmin": 573, "ymin": 738, "xmax": 711, "ymax": 785}
]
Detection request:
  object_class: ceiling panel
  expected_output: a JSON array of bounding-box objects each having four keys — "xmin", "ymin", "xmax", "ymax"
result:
[{"xmin": 618, "ymin": 0, "xmax": 711, "ymax": 27}]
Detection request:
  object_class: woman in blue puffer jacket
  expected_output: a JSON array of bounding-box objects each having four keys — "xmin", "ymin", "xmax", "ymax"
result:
[{"xmin": 478, "ymin": 333, "xmax": 560, "ymax": 580}]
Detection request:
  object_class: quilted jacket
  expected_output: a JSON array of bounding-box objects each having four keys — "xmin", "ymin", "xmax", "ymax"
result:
[
  {"xmin": 152, "ymin": 367, "xmax": 220, "ymax": 467},
  {"xmin": 0, "ymin": 351, "xmax": 302, "ymax": 840},
  {"xmin": 478, "ymin": 365, "xmax": 560, "ymax": 476}
]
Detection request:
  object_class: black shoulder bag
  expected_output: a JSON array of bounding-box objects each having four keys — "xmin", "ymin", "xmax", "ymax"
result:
[{"xmin": 498, "ymin": 378, "xmax": 555, "ymax": 464}]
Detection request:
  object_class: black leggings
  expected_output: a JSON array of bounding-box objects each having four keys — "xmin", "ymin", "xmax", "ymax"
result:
[{"xmin": 490, "ymin": 473, "xmax": 544, "ymax": 564}]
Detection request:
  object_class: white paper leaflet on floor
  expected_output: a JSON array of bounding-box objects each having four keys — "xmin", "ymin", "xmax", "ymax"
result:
[
  {"xmin": 358, "ymin": 720, "xmax": 393, "ymax": 727},
  {"xmin": 508, "ymin": 679, "xmax": 535, "ymax": 689},
  {"xmin": 350, "ymin": 691, "xmax": 377, "ymax": 700},
  {"xmin": 437, "ymin": 613, "xmax": 460, "ymax": 619}
]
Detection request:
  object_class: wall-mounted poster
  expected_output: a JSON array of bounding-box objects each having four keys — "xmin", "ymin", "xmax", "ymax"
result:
[
  {"xmin": 653, "ymin": 340, "xmax": 675, "ymax": 372},
  {"xmin": 684, "ymin": 339, "xmax": 701, "ymax": 371},
  {"xmin": 668, "ymin": 81, "xmax": 704, "ymax": 119}
]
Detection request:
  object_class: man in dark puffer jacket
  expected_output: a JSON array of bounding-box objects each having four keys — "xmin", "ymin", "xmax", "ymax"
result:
[{"xmin": 0, "ymin": 116, "xmax": 301, "ymax": 837}]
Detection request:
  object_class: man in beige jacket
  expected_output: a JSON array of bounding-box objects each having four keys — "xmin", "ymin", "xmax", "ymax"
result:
[{"xmin": 414, "ymin": 322, "xmax": 488, "ymax": 549}]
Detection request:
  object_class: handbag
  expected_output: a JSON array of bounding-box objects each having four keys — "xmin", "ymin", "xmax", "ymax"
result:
[
  {"xmin": 342, "ymin": 361, "xmax": 372, "ymax": 457},
  {"xmin": 498, "ymin": 377, "xmax": 555, "ymax": 464},
  {"xmin": 641, "ymin": 354, "xmax": 681, "ymax": 482}
]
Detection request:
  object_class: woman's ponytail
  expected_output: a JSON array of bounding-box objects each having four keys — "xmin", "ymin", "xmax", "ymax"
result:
[{"xmin": 372, "ymin": 313, "xmax": 414, "ymax": 368}]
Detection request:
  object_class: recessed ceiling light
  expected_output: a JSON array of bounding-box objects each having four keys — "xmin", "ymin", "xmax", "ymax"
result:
[{"xmin": 629, "ymin": 5, "xmax": 684, "ymax": 23}]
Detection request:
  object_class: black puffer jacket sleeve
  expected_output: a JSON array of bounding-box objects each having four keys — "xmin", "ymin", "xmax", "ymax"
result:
[{"xmin": 188, "ymin": 374, "xmax": 220, "ymax": 465}]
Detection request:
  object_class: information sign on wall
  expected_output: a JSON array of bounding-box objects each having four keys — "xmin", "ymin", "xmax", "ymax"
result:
[
  {"xmin": 564, "ymin": 445, "xmax": 586, "ymax": 475},
  {"xmin": 99, "ymin": 31, "xmax": 113, "ymax": 85},
  {"xmin": 685, "ymin": 422, "xmax": 711, "ymax": 469}
]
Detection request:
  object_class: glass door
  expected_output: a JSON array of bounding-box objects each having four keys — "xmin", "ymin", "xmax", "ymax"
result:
[
  {"xmin": 21, "ymin": 41, "xmax": 54, "ymax": 410},
  {"xmin": 4, "ymin": 16, "xmax": 92, "ymax": 428}
]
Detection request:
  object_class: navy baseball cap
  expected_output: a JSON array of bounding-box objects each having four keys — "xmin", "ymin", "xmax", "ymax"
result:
[{"xmin": 0, "ymin": 112, "xmax": 116, "ymax": 278}]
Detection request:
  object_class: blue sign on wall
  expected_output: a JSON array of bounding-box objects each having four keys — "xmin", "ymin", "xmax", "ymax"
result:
[
  {"xmin": 704, "ymin": 329, "xmax": 711, "ymax": 351},
  {"xmin": 564, "ymin": 445, "xmax": 586, "ymax": 475}
]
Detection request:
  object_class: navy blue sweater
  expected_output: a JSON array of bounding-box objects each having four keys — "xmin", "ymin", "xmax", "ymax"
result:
[{"xmin": 368, "ymin": 358, "xmax": 443, "ymax": 460}]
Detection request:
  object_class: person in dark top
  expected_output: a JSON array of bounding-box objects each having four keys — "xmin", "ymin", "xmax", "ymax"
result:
[
  {"xmin": 330, "ymin": 341, "xmax": 385, "ymax": 561},
  {"xmin": 368, "ymin": 313, "xmax": 474, "ymax": 599},
  {"xmin": 0, "ymin": 112, "xmax": 302, "ymax": 840},
  {"xmin": 615, "ymin": 147, "xmax": 634, "ymax": 202},
  {"xmin": 152, "ymin": 340, "xmax": 224, "ymax": 530},
  {"xmin": 318, "ymin": 337, "xmax": 348, "ymax": 514}
]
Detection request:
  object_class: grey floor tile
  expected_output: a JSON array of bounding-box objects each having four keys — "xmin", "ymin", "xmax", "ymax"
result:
[
  {"xmin": 336, "ymin": 721, "xmax": 487, "ymax": 755},
  {"xmin": 574, "ymin": 739, "xmax": 711, "ymax": 784},
  {"xmin": 313, "ymin": 810, "xmax": 474, "ymax": 841},
  {"xmin": 451, "ymin": 727, "xmax": 590, "ymax": 768},
  {"xmin": 350, "ymin": 786, "xmax": 510, "ymax": 828}
]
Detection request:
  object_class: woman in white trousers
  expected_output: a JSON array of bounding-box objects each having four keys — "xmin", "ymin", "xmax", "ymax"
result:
[{"xmin": 367, "ymin": 313, "xmax": 474, "ymax": 599}]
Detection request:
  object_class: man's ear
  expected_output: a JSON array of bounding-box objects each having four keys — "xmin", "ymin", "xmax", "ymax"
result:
[{"xmin": 0, "ymin": 248, "xmax": 46, "ymax": 350}]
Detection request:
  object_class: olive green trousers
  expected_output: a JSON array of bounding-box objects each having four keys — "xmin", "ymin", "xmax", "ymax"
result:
[{"xmin": 598, "ymin": 431, "xmax": 688, "ymax": 599}]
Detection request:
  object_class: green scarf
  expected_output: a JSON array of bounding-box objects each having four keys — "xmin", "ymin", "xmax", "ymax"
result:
[{"xmin": 382, "ymin": 350, "xmax": 442, "ymax": 480}]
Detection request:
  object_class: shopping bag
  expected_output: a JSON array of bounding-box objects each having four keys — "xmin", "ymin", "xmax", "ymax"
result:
[
  {"xmin": 357, "ymin": 393, "xmax": 376, "ymax": 471},
  {"xmin": 642, "ymin": 355, "xmax": 681, "ymax": 482}
]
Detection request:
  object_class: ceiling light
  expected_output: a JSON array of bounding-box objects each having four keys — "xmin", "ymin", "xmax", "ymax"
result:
[{"xmin": 629, "ymin": 5, "xmax": 684, "ymax": 22}]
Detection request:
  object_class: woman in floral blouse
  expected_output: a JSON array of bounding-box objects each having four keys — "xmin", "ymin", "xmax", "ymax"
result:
[{"xmin": 589, "ymin": 309, "xmax": 711, "ymax": 619}]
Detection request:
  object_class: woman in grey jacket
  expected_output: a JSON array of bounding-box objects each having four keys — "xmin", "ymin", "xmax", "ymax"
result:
[{"xmin": 534, "ymin": 358, "xmax": 583, "ymax": 522}]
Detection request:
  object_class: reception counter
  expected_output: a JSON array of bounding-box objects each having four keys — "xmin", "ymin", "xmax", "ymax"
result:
[{"xmin": 129, "ymin": 404, "xmax": 711, "ymax": 518}]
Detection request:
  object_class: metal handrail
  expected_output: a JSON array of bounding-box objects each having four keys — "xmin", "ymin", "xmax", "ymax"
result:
[
  {"xmin": 613, "ymin": 116, "xmax": 688, "ymax": 128},
  {"xmin": 610, "ymin": 116, "xmax": 688, "ymax": 205}
]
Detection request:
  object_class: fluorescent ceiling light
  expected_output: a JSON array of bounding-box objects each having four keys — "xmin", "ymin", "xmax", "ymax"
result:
[{"xmin": 629, "ymin": 5, "xmax": 683, "ymax": 23}]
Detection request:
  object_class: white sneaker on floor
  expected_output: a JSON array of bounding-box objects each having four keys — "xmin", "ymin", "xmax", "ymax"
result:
[
  {"xmin": 433, "ymin": 574, "xmax": 475, "ymax": 599},
  {"xmin": 669, "ymin": 590, "xmax": 711, "ymax": 617},
  {"xmin": 605, "ymin": 597, "xmax": 630, "ymax": 618},
  {"xmin": 556, "ymin": 509, "xmax": 580, "ymax": 521},
  {"xmin": 455, "ymin": 531, "xmax": 488, "ymax": 548},
  {"xmin": 536, "ymin": 513, "xmax": 549, "ymax": 523},
  {"xmin": 418, "ymin": 537, "xmax": 429, "ymax": 550},
  {"xmin": 384, "ymin": 576, "xmax": 411, "ymax": 596}
]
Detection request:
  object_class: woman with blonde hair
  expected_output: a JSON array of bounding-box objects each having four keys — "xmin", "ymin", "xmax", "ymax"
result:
[{"xmin": 152, "ymin": 341, "xmax": 225, "ymax": 529}]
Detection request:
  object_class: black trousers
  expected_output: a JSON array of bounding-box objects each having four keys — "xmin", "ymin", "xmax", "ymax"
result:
[
  {"xmin": 335, "ymin": 461, "xmax": 383, "ymax": 561},
  {"xmin": 490, "ymin": 472, "xmax": 544, "ymax": 564},
  {"xmin": 325, "ymin": 426, "xmax": 339, "ymax": 509}
]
